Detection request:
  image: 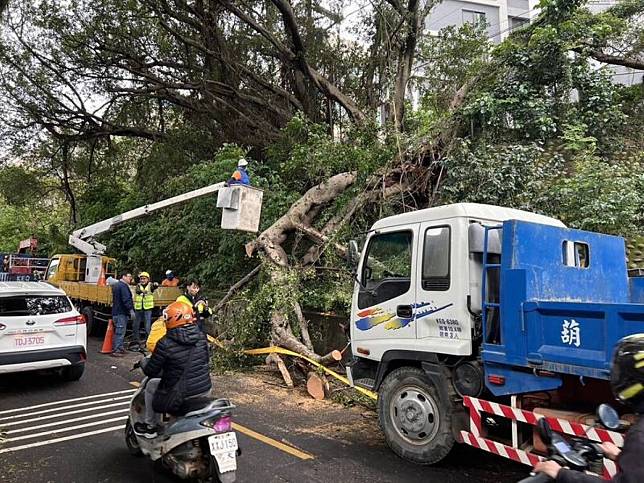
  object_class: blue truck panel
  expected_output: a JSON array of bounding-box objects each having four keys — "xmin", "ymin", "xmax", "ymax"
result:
[{"xmin": 481, "ymin": 220, "xmax": 644, "ymax": 396}]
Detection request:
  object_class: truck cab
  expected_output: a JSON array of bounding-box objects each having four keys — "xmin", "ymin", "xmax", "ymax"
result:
[
  {"xmin": 349, "ymin": 203, "xmax": 563, "ymax": 367},
  {"xmin": 46, "ymin": 254, "xmax": 117, "ymax": 286}
]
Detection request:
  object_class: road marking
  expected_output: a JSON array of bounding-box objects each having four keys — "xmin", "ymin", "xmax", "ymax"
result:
[
  {"xmin": 1, "ymin": 401, "xmax": 130, "ymax": 427},
  {"xmin": 0, "ymin": 425, "xmax": 126, "ymax": 454},
  {"xmin": 0, "ymin": 395, "xmax": 132, "ymax": 422},
  {"xmin": 232, "ymin": 422, "xmax": 314, "ymax": 460},
  {"xmin": 5, "ymin": 408, "xmax": 130, "ymax": 434},
  {"xmin": 0, "ymin": 389, "xmax": 136, "ymax": 416},
  {"xmin": 4, "ymin": 416, "xmax": 128, "ymax": 443}
]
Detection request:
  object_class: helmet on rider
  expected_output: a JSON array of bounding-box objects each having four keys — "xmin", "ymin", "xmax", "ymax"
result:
[
  {"xmin": 611, "ymin": 334, "xmax": 644, "ymax": 410},
  {"xmin": 162, "ymin": 301, "xmax": 195, "ymax": 330}
]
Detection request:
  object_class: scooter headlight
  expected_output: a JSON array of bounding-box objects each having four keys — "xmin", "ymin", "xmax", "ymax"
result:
[{"xmin": 201, "ymin": 415, "xmax": 232, "ymax": 433}]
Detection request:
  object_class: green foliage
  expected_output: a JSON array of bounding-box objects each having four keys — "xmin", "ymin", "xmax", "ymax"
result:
[{"xmin": 536, "ymin": 155, "xmax": 644, "ymax": 236}]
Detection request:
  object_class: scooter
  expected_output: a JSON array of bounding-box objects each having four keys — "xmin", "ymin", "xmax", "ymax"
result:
[
  {"xmin": 125, "ymin": 365, "xmax": 240, "ymax": 483},
  {"xmin": 518, "ymin": 404, "xmax": 622, "ymax": 482}
]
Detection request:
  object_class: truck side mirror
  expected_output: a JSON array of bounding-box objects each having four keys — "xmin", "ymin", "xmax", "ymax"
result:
[
  {"xmin": 597, "ymin": 403, "xmax": 620, "ymax": 430},
  {"xmin": 348, "ymin": 240, "xmax": 360, "ymax": 269}
]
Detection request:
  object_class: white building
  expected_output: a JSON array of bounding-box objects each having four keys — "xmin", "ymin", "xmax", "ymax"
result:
[
  {"xmin": 424, "ymin": 0, "xmax": 642, "ymax": 84},
  {"xmin": 426, "ymin": 0, "xmax": 540, "ymax": 42}
]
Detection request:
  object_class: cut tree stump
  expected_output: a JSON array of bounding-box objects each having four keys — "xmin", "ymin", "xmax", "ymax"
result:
[{"xmin": 307, "ymin": 372, "xmax": 329, "ymax": 400}]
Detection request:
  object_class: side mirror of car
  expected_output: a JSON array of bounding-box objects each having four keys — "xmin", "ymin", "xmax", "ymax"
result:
[{"xmin": 348, "ymin": 240, "xmax": 360, "ymax": 269}]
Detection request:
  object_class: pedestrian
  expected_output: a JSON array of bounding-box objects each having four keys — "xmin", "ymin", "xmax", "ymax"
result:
[
  {"xmin": 161, "ymin": 270, "xmax": 179, "ymax": 287},
  {"xmin": 226, "ymin": 158, "xmax": 250, "ymax": 186},
  {"xmin": 111, "ymin": 271, "xmax": 135, "ymax": 357},
  {"xmin": 2, "ymin": 256, "xmax": 9, "ymax": 273},
  {"xmin": 136, "ymin": 301, "xmax": 211, "ymax": 438},
  {"xmin": 133, "ymin": 271, "xmax": 157, "ymax": 345},
  {"xmin": 532, "ymin": 334, "xmax": 644, "ymax": 482},
  {"xmin": 177, "ymin": 279, "xmax": 212, "ymax": 332}
]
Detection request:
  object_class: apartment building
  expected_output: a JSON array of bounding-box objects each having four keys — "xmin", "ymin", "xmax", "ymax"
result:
[
  {"xmin": 426, "ymin": 0, "xmax": 539, "ymax": 42},
  {"xmin": 424, "ymin": 0, "xmax": 642, "ymax": 84}
]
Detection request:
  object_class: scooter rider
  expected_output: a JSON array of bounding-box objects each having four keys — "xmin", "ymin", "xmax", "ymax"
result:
[
  {"xmin": 533, "ymin": 334, "xmax": 644, "ymax": 482},
  {"xmin": 135, "ymin": 301, "xmax": 212, "ymax": 438}
]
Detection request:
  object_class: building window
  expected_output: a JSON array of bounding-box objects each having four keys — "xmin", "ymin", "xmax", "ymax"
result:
[
  {"xmin": 509, "ymin": 16, "xmax": 528, "ymax": 31},
  {"xmin": 463, "ymin": 9, "xmax": 486, "ymax": 28}
]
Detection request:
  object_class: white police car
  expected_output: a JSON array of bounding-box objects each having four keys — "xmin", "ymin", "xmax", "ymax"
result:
[{"xmin": 0, "ymin": 282, "xmax": 86, "ymax": 380}]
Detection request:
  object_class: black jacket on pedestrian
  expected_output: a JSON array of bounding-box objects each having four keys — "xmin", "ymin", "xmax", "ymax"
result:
[
  {"xmin": 142, "ymin": 322, "xmax": 211, "ymax": 414},
  {"xmin": 557, "ymin": 416, "xmax": 644, "ymax": 483},
  {"xmin": 111, "ymin": 280, "xmax": 134, "ymax": 316}
]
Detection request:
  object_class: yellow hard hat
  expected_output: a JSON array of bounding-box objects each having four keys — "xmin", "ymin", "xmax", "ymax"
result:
[{"xmin": 139, "ymin": 271, "xmax": 150, "ymax": 278}]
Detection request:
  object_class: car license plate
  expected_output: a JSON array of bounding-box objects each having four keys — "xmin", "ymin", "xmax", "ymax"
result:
[
  {"xmin": 14, "ymin": 334, "xmax": 46, "ymax": 348},
  {"xmin": 208, "ymin": 432, "xmax": 238, "ymax": 473}
]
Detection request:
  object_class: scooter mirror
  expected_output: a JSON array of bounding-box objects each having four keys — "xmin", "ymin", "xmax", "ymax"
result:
[
  {"xmin": 537, "ymin": 418, "xmax": 553, "ymax": 445},
  {"xmin": 597, "ymin": 403, "xmax": 620, "ymax": 430}
]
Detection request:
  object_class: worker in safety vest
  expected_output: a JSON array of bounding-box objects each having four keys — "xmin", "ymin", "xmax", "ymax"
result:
[
  {"xmin": 226, "ymin": 158, "xmax": 250, "ymax": 186},
  {"xmin": 132, "ymin": 271, "xmax": 157, "ymax": 345},
  {"xmin": 177, "ymin": 279, "xmax": 212, "ymax": 332}
]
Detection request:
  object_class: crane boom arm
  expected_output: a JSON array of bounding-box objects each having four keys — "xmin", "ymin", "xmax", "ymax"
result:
[{"xmin": 69, "ymin": 182, "xmax": 225, "ymax": 256}]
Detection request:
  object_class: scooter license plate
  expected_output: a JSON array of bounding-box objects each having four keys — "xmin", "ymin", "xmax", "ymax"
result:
[{"xmin": 208, "ymin": 432, "xmax": 238, "ymax": 473}]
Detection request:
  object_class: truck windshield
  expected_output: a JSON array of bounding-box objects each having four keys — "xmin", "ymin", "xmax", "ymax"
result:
[
  {"xmin": 0, "ymin": 295, "xmax": 72, "ymax": 316},
  {"xmin": 46, "ymin": 259, "xmax": 60, "ymax": 280}
]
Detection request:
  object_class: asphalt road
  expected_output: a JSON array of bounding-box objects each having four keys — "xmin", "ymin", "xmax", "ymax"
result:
[{"xmin": 0, "ymin": 337, "xmax": 526, "ymax": 483}]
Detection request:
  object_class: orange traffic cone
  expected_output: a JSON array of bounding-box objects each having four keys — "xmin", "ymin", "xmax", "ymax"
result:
[
  {"xmin": 100, "ymin": 319, "xmax": 115, "ymax": 354},
  {"xmin": 97, "ymin": 268, "xmax": 106, "ymax": 286}
]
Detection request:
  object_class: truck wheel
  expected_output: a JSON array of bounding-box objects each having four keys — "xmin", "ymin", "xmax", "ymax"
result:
[
  {"xmin": 82, "ymin": 306, "xmax": 97, "ymax": 336},
  {"xmin": 378, "ymin": 366, "xmax": 454, "ymax": 465}
]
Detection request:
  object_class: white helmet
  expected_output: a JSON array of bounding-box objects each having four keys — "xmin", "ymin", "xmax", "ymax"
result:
[
  {"xmin": 237, "ymin": 158, "xmax": 248, "ymax": 167},
  {"xmin": 165, "ymin": 270, "xmax": 173, "ymax": 276}
]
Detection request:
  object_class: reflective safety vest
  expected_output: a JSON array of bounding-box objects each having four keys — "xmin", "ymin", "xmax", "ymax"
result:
[
  {"xmin": 176, "ymin": 294, "xmax": 212, "ymax": 317},
  {"xmin": 134, "ymin": 283, "xmax": 154, "ymax": 310}
]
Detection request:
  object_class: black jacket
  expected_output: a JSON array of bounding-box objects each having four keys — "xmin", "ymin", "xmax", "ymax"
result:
[
  {"xmin": 557, "ymin": 416, "xmax": 644, "ymax": 483},
  {"xmin": 111, "ymin": 280, "xmax": 134, "ymax": 316},
  {"xmin": 142, "ymin": 323, "xmax": 212, "ymax": 413}
]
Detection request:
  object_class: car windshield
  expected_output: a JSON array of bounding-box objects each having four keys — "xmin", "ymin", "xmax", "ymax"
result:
[{"xmin": 0, "ymin": 295, "xmax": 72, "ymax": 316}]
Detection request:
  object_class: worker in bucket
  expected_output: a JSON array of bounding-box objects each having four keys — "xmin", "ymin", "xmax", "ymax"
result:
[
  {"xmin": 533, "ymin": 334, "xmax": 644, "ymax": 482},
  {"xmin": 161, "ymin": 269, "xmax": 179, "ymax": 287},
  {"xmin": 177, "ymin": 279, "xmax": 212, "ymax": 332},
  {"xmin": 226, "ymin": 158, "xmax": 250, "ymax": 186},
  {"xmin": 132, "ymin": 271, "xmax": 157, "ymax": 346}
]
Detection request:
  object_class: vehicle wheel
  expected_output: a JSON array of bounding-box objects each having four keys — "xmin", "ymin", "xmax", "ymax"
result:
[
  {"xmin": 61, "ymin": 363, "xmax": 85, "ymax": 382},
  {"xmin": 378, "ymin": 366, "xmax": 454, "ymax": 465},
  {"xmin": 82, "ymin": 306, "xmax": 97, "ymax": 337},
  {"xmin": 125, "ymin": 419, "xmax": 143, "ymax": 456}
]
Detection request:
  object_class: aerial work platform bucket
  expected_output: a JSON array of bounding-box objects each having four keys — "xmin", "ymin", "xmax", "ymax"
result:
[{"xmin": 216, "ymin": 185, "xmax": 264, "ymax": 232}]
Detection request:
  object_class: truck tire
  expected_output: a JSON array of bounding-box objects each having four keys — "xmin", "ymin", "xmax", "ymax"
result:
[
  {"xmin": 378, "ymin": 366, "xmax": 454, "ymax": 465},
  {"xmin": 82, "ymin": 306, "xmax": 97, "ymax": 336}
]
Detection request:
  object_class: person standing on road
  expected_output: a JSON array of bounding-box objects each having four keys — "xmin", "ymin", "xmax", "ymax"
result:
[
  {"xmin": 133, "ymin": 271, "xmax": 157, "ymax": 346},
  {"xmin": 111, "ymin": 271, "xmax": 135, "ymax": 357},
  {"xmin": 177, "ymin": 279, "xmax": 212, "ymax": 332},
  {"xmin": 161, "ymin": 270, "xmax": 179, "ymax": 287}
]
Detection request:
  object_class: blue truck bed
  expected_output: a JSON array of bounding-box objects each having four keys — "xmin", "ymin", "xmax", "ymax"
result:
[{"xmin": 481, "ymin": 220, "xmax": 644, "ymax": 396}]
